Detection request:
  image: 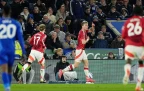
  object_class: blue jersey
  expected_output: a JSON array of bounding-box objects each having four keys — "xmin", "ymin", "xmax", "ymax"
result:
[{"xmin": 0, "ymin": 17, "xmax": 26, "ymax": 66}]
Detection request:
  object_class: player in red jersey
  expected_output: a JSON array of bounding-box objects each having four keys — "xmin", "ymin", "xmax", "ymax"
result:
[
  {"xmin": 122, "ymin": 6, "xmax": 144, "ymax": 91},
  {"xmin": 22, "ymin": 24, "xmax": 47, "ymax": 83},
  {"xmin": 58, "ymin": 21, "xmax": 95, "ymax": 83}
]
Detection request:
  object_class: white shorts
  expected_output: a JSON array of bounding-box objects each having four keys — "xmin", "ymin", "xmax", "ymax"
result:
[
  {"xmin": 75, "ymin": 49, "xmax": 87, "ymax": 62},
  {"xmin": 28, "ymin": 50, "xmax": 45, "ymax": 64},
  {"xmin": 125, "ymin": 45, "xmax": 144, "ymax": 60}
]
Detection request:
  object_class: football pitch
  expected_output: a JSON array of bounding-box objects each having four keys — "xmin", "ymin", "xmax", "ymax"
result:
[{"xmin": 0, "ymin": 84, "xmax": 139, "ymax": 91}]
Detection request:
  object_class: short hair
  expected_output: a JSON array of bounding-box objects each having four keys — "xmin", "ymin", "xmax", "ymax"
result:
[
  {"xmin": 3, "ymin": 5, "xmax": 11, "ymax": 16},
  {"xmin": 81, "ymin": 20, "xmax": 88, "ymax": 26},
  {"xmin": 133, "ymin": 5, "xmax": 143, "ymax": 16},
  {"xmin": 39, "ymin": 24, "xmax": 46, "ymax": 31}
]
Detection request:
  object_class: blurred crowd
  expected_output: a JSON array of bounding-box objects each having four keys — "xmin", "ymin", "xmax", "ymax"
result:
[{"xmin": 1, "ymin": 0, "xmax": 144, "ymax": 59}]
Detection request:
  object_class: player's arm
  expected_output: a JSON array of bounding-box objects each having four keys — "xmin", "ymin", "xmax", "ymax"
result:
[
  {"xmin": 29, "ymin": 36, "xmax": 34, "ymax": 46},
  {"xmin": 42, "ymin": 35, "xmax": 47, "ymax": 50},
  {"xmin": 121, "ymin": 23, "xmax": 127, "ymax": 39},
  {"xmin": 16, "ymin": 22, "xmax": 26, "ymax": 55}
]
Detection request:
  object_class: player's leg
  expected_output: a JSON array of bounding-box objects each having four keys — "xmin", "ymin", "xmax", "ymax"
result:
[
  {"xmin": 58, "ymin": 49, "xmax": 83, "ymax": 78},
  {"xmin": 135, "ymin": 60, "xmax": 144, "ymax": 91},
  {"xmin": 123, "ymin": 58, "xmax": 132, "ymax": 84},
  {"xmin": 58, "ymin": 61, "xmax": 80, "ymax": 79},
  {"xmin": 22, "ymin": 50, "xmax": 35, "ymax": 71},
  {"xmin": 82, "ymin": 50, "xmax": 95, "ymax": 83},
  {"xmin": 1, "ymin": 64, "xmax": 10, "ymax": 91},
  {"xmin": 22, "ymin": 70, "xmax": 27, "ymax": 84},
  {"xmin": 123, "ymin": 46, "xmax": 135, "ymax": 84}
]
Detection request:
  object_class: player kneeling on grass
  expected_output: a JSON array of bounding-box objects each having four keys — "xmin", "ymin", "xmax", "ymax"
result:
[
  {"xmin": 122, "ymin": 6, "xmax": 144, "ymax": 91},
  {"xmin": 55, "ymin": 55, "xmax": 78, "ymax": 81},
  {"xmin": 13, "ymin": 60, "xmax": 35, "ymax": 84},
  {"xmin": 22, "ymin": 24, "xmax": 47, "ymax": 83},
  {"xmin": 58, "ymin": 21, "xmax": 95, "ymax": 83}
]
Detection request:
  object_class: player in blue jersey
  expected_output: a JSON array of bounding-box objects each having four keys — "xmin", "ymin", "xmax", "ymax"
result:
[{"xmin": 0, "ymin": 5, "xmax": 26, "ymax": 91}]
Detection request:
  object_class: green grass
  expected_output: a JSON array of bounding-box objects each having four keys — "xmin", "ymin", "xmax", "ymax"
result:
[{"xmin": 0, "ymin": 84, "xmax": 139, "ymax": 91}]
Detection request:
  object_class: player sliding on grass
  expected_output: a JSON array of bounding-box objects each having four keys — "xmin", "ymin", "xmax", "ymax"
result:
[
  {"xmin": 59, "ymin": 21, "xmax": 95, "ymax": 83},
  {"xmin": 0, "ymin": 5, "xmax": 26, "ymax": 91},
  {"xmin": 122, "ymin": 6, "xmax": 144, "ymax": 91},
  {"xmin": 22, "ymin": 24, "xmax": 47, "ymax": 83}
]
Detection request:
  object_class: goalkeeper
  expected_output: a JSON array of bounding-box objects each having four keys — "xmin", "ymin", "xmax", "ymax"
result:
[{"xmin": 13, "ymin": 60, "xmax": 35, "ymax": 84}]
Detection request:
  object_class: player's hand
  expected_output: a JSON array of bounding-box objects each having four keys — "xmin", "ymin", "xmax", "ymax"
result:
[{"xmin": 86, "ymin": 36, "xmax": 90, "ymax": 42}]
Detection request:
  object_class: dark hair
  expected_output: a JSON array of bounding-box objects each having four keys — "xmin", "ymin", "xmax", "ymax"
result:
[
  {"xmin": 133, "ymin": 6, "xmax": 143, "ymax": 16},
  {"xmin": 3, "ymin": 5, "xmax": 11, "ymax": 16}
]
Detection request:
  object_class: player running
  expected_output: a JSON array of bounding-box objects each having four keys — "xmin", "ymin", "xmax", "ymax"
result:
[
  {"xmin": 58, "ymin": 21, "xmax": 95, "ymax": 83},
  {"xmin": 0, "ymin": 5, "xmax": 26, "ymax": 91},
  {"xmin": 122, "ymin": 6, "xmax": 144, "ymax": 91},
  {"xmin": 22, "ymin": 24, "xmax": 47, "ymax": 83}
]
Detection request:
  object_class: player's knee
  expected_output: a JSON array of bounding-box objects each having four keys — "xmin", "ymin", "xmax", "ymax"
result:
[{"xmin": 126, "ymin": 59, "xmax": 132, "ymax": 64}]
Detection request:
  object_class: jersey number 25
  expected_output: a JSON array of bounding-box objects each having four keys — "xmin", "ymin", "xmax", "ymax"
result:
[
  {"xmin": 0, "ymin": 24, "xmax": 16, "ymax": 39},
  {"xmin": 127, "ymin": 22, "xmax": 142, "ymax": 37}
]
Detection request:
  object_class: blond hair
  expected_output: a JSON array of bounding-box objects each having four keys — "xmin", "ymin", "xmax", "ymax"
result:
[
  {"xmin": 81, "ymin": 20, "xmax": 88, "ymax": 26},
  {"xmin": 39, "ymin": 24, "xmax": 46, "ymax": 31}
]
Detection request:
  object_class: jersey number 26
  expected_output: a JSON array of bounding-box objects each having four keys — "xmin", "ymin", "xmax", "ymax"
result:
[{"xmin": 127, "ymin": 22, "xmax": 142, "ymax": 37}]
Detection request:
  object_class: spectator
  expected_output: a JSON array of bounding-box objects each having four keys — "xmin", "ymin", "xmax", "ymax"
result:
[
  {"xmin": 121, "ymin": 0, "xmax": 133, "ymax": 16},
  {"xmin": 34, "ymin": 0, "xmax": 46, "ymax": 14},
  {"xmin": 53, "ymin": 48, "xmax": 63, "ymax": 59},
  {"xmin": 32, "ymin": 6, "xmax": 43, "ymax": 23},
  {"xmin": 107, "ymin": 52, "xmax": 116, "ymax": 59},
  {"xmin": 26, "ymin": 18, "xmax": 36, "ymax": 35},
  {"xmin": 100, "ymin": 25, "xmax": 113, "ymax": 45},
  {"xmin": 93, "ymin": 31, "xmax": 108, "ymax": 48},
  {"xmin": 46, "ymin": 32, "xmax": 62, "ymax": 52},
  {"xmin": 13, "ymin": 60, "xmax": 35, "ymax": 84},
  {"xmin": 110, "ymin": 35, "xmax": 125, "ymax": 48},
  {"xmin": 86, "ymin": 0, "xmax": 98, "ymax": 15},
  {"xmin": 20, "ymin": 7, "xmax": 33, "ymax": 22},
  {"xmin": 86, "ymin": 25, "xmax": 96, "ymax": 48},
  {"xmin": 20, "ymin": 0, "xmax": 29, "ymax": 10},
  {"xmin": 56, "ymin": 18, "xmax": 68, "ymax": 32},
  {"xmin": 96, "ymin": 7, "xmax": 106, "ymax": 25},
  {"xmin": 92, "ymin": 15, "xmax": 102, "ymax": 33},
  {"xmin": 0, "ymin": 0, "xmax": 8, "ymax": 16},
  {"xmin": 70, "ymin": 0, "xmax": 84, "ymax": 20},
  {"xmin": 56, "ymin": 4, "xmax": 69, "ymax": 21},
  {"xmin": 66, "ymin": 50, "xmax": 76, "ymax": 59},
  {"xmin": 107, "ymin": 6, "xmax": 121, "ymax": 20},
  {"xmin": 49, "ymin": 24, "xmax": 66, "ymax": 43},
  {"xmin": 62, "ymin": 33, "xmax": 76, "ymax": 49},
  {"xmin": 55, "ymin": 55, "xmax": 77, "ymax": 81},
  {"xmin": 46, "ymin": 7, "xmax": 56, "ymax": 23},
  {"xmin": 32, "ymin": 23, "xmax": 40, "ymax": 35},
  {"xmin": 64, "ymin": 0, "xmax": 70, "ymax": 12},
  {"xmin": 40, "ymin": 14, "xmax": 54, "ymax": 34},
  {"xmin": 42, "ymin": 0, "xmax": 56, "ymax": 10},
  {"xmin": 107, "ymin": 0, "xmax": 121, "ymax": 12},
  {"xmin": 65, "ymin": 16, "xmax": 73, "ymax": 34},
  {"xmin": 56, "ymin": 0, "xmax": 64, "ymax": 10},
  {"xmin": 121, "ymin": 8, "xmax": 129, "ymax": 19},
  {"xmin": 84, "ymin": 6, "xmax": 93, "ymax": 27},
  {"xmin": 17, "ymin": 15, "xmax": 27, "ymax": 34},
  {"xmin": 24, "ymin": 34, "xmax": 31, "ymax": 57},
  {"xmin": 97, "ymin": 0, "xmax": 108, "ymax": 14},
  {"xmin": 11, "ymin": 0, "xmax": 23, "ymax": 19}
]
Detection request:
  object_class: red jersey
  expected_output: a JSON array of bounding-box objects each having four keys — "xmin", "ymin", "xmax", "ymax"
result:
[
  {"xmin": 76, "ymin": 30, "xmax": 88, "ymax": 49},
  {"xmin": 122, "ymin": 15, "xmax": 144, "ymax": 47},
  {"xmin": 29, "ymin": 32, "xmax": 47, "ymax": 53}
]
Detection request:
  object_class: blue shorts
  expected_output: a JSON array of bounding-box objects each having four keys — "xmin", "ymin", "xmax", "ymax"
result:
[{"xmin": 0, "ymin": 52, "xmax": 15, "ymax": 67}]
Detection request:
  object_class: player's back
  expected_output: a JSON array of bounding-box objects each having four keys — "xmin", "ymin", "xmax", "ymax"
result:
[
  {"xmin": 122, "ymin": 15, "xmax": 144, "ymax": 46},
  {"xmin": 30, "ymin": 32, "xmax": 46, "ymax": 53},
  {"xmin": 0, "ymin": 18, "xmax": 21, "ymax": 52}
]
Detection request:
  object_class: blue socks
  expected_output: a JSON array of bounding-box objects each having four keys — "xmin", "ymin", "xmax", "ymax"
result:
[
  {"xmin": 8, "ymin": 74, "xmax": 12, "ymax": 85},
  {"xmin": 2, "ymin": 72, "xmax": 10, "ymax": 90}
]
